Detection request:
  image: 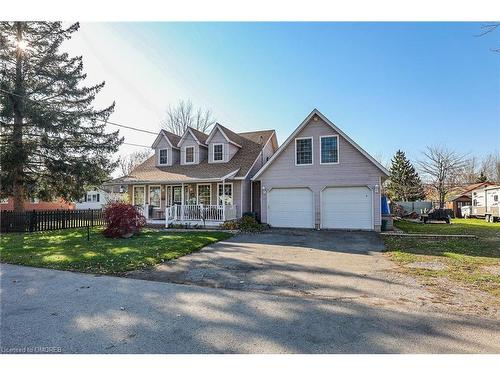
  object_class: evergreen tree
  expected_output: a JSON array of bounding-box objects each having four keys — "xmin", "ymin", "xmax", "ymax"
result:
[
  {"xmin": 0, "ymin": 22, "xmax": 123, "ymax": 211},
  {"xmin": 386, "ymin": 150, "xmax": 425, "ymax": 202}
]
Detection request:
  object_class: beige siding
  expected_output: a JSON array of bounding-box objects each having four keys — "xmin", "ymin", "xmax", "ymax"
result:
[{"xmin": 258, "ymin": 118, "xmax": 383, "ymax": 230}]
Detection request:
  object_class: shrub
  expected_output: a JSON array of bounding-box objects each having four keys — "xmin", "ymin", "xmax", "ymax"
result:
[
  {"xmin": 103, "ymin": 202, "xmax": 146, "ymax": 238},
  {"xmin": 219, "ymin": 220, "xmax": 239, "ymax": 230},
  {"xmin": 242, "ymin": 211, "xmax": 258, "ymax": 221},
  {"xmin": 219, "ymin": 216, "xmax": 267, "ymax": 232}
]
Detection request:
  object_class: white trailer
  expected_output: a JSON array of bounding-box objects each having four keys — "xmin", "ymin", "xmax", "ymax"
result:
[{"xmin": 470, "ymin": 185, "xmax": 500, "ymax": 222}]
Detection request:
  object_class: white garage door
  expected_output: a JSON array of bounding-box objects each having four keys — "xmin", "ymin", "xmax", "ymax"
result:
[
  {"xmin": 321, "ymin": 187, "xmax": 373, "ymax": 230},
  {"xmin": 267, "ymin": 188, "xmax": 314, "ymax": 228}
]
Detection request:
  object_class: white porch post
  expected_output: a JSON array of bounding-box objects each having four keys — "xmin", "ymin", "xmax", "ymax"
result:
[
  {"xmin": 181, "ymin": 182, "xmax": 184, "ymax": 220},
  {"xmin": 222, "ymin": 179, "xmax": 226, "ymax": 221}
]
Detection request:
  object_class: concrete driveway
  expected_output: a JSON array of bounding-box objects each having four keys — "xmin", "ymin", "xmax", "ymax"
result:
[{"xmin": 127, "ymin": 229, "xmax": 427, "ymax": 302}]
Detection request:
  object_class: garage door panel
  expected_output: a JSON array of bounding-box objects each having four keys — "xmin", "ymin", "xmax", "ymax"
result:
[
  {"xmin": 268, "ymin": 188, "xmax": 313, "ymax": 228},
  {"xmin": 322, "ymin": 187, "xmax": 372, "ymax": 230}
]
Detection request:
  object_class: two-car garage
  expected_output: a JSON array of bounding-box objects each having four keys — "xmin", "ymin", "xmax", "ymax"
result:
[{"xmin": 266, "ymin": 186, "xmax": 373, "ymax": 230}]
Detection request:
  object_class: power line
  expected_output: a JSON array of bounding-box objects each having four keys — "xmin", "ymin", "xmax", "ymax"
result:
[
  {"xmin": 123, "ymin": 142, "xmax": 151, "ymax": 148},
  {"xmin": 0, "ymin": 88, "xmax": 160, "ymax": 136}
]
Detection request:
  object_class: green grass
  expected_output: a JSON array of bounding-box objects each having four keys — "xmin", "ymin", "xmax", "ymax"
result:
[
  {"xmin": 0, "ymin": 228, "xmax": 232, "ymax": 274},
  {"xmin": 384, "ymin": 219, "xmax": 500, "ymax": 297}
]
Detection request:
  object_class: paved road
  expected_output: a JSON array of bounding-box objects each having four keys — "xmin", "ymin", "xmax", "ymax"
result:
[{"xmin": 1, "ymin": 264, "xmax": 499, "ymax": 353}]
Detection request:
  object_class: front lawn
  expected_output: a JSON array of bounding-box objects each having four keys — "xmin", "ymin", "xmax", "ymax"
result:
[
  {"xmin": 383, "ymin": 219, "xmax": 500, "ymax": 297},
  {"xmin": 0, "ymin": 228, "xmax": 232, "ymax": 274}
]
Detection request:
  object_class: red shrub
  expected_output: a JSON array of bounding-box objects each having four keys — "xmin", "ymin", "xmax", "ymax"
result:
[{"xmin": 103, "ymin": 202, "xmax": 146, "ymax": 238}]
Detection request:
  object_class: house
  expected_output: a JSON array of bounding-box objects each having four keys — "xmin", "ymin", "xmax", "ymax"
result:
[
  {"xmin": 445, "ymin": 182, "xmax": 496, "ymax": 218},
  {"xmin": 0, "ymin": 196, "xmax": 74, "ymax": 211},
  {"xmin": 106, "ymin": 123, "xmax": 278, "ymax": 225},
  {"xmin": 108, "ymin": 109, "xmax": 388, "ymax": 231},
  {"xmin": 74, "ymin": 186, "xmax": 127, "ymax": 209},
  {"xmin": 252, "ymin": 109, "xmax": 389, "ymax": 231}
]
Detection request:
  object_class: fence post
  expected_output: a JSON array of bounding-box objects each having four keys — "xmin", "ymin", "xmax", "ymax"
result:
[
  {"xmin": 91, "ymin": 209, "xmax": 94, "ymax": 227},
  {"xmin": 29, "ymin": 211, "xmax": 35, "ymax": 232}
]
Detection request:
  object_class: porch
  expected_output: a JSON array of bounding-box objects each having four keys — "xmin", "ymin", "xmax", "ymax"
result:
[{"xmin": 131, "ymin": 181, "xmax": 240, "ymax": 226}]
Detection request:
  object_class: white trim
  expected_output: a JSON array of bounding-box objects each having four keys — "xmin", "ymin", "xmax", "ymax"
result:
[
  {"xmin": 252, "ymin": 108, "xmax": 389, "ymax": 180},
  {"xmin": 158, "ymin": 148, "xmax": 169, "ymax": 165},
  {"xmin": 148, "ymin": 185, "xmax": 161, "ymax": 207},
  {"xmin": 177, "ymin": 127, "xmax": 208, "ymax": 148},
  {"xmin": 294, "ymin": 136, "xmax": 313, "ymax": 166},
  {"xmin": 319, "ymin": 135, "xmax": 340, "ymax": 165},
  {"xmin": 212, "ymin": 143, "xmax": 225, "ymax": 163},
  {"xmin": 217, "ymin": 182, "xmax": 233, "ymax": 205},
  {"xmin": 205, "ymin": 124, "xmax": 242, "ymax": 148},
  {"xmin": 152, "ymin": 130, "xmax": 179, "ymax": 150},
  {"xmin": 196, "ymin": 183, "xmax": 212, "ymax": 205},
  {"xmin": 184, "ymin": 145, "xmax": 196, "ymax": 164},
  {"xmin": 132, "ymin": 185, "xmax": 146, "ymax": 206}
]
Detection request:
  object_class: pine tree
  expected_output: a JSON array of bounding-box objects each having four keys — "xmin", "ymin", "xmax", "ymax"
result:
[
  {"xmin": 0, "ymin": 22, "xmax": 123, "ymax": 211},
  {"xmin": 386, "ymin": 150, "xmax": 425, "ymax": 202}
]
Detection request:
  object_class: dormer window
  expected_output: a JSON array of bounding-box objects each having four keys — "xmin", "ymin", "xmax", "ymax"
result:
[
  {"xmin": 185, "ymin": 146, "xmax": 195, "ymax": 164},
  {"xmin": 159, "ymin": 149, "xmax": 168, "ymax": 165},
  {"xmin": 213, "ymin": 144, "xmax": 224, "ymax": 162}
]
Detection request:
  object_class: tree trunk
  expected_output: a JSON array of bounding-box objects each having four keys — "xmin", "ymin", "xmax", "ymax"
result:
[{"xmin": 12, "ymin": 22, "xmax": 25, "ymax": 212}]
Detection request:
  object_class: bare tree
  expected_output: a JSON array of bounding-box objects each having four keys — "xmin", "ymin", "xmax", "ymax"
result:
[
  {"xmin": 476, "ymin": 23, "xmax": 500, "ymax": 53},
  {"xmin": 119, "ymin": 150, "xmax": 152, "ymax": 177},
  {"xmin": 161, "ymin": 99, "xmax": 216, "ymax": 135},
  {"xmin": 458, "ymin": 156, "xmax": 479, "ymax": 184},
  {"xmin": 480, "ymin": 152, "xmax": 500, "ymax": 182},
  {"xmin": 417, "ymin": 146, "xmax": 468, "ymax": 208}
]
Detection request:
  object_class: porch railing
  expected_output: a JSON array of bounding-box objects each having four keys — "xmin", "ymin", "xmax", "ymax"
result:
[{"xmin": 165, "ymin": 204, "xmax": 237, "ymax": 226}]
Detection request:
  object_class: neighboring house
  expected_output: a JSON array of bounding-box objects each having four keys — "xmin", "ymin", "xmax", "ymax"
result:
[
  {"xmin": 107, "ymin": 124, "xmax": 278, "ymax": 224},
  {"xmin": 445, "ymin": 182, "xmax": 495, "ymax": 218},
  {"xmin": 75, "ymin": 186, "xmax": 128, "ymax": 209},
  {"xmin": 252, "ymin": 109, "xmax": 389, "ymax": 231},
  {"xmin": 0, "ymin": 196, "xmax": 74, "ymax": 211}
]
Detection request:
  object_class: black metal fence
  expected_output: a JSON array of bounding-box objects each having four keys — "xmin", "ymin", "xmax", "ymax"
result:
[{"xmin": 0, "ymin": 209, "xmax": 105, "ymax": 233}]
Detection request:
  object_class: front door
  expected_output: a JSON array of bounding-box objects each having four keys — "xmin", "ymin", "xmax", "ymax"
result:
[{"xmin": 172, "ymin": 186, "xmax": 182, "ymax": 205}]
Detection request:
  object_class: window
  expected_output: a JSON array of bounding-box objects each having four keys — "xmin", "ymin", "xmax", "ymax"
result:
[
  {"xmin": 172, "ymin": 186, "xmax": 182, "ymax": 205},
  {"xmin": 184, "ymin": 185, "xmax": 197, "ymax": 204},
  {"xmin": 133, "ymin": 186, "xmax": 145, "ymax": 206},
  {"xmin": 0, "ymin": 197, "xmax": 8, "ymax": 204},
  {"xmin": 30, "ymin": 197, "xmax": 39, "ymax": 204},
  {"xmin": 213, "ymin": 144, "xmax": 223, "ymax": 162},
  {"xmin": 149, "ymin": 186, "xmax": 161, "ymax": 207},
  {"xmin": 495, "ymin": 195, "xmax": 499, "ymax": 202},
  {"xmin": 185, "ymin": 146, "xmax": 195, "ymax": 164},
  {"xmin": 197, "ymin": 184, "xmax": 211, "ymax": 205},
  {"xmin": 159, "ymin": 149, "xmax": 168, "ymax": 165},
  {"xmin": 295, "ymin": 137, "xmax": 313, "ymax": 165},
  {"xmin": 473, "ymin": 199, "xmax": 477, "ymax": 206},
  {"xmin": 217, "ymin": 183, "xmax": 233, "ymax": 205},
  {"xmin": 320, "ymin": 135, "xmax": 339, "ymax": 164}
]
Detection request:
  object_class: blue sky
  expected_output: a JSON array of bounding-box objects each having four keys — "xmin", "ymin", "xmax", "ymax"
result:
[{"xmin": 68, "ymin": 22, "xmax": 499, "ymax": 166}]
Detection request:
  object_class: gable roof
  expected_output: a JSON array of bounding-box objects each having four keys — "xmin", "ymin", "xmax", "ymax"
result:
[
  {"xmin": 176, "ymin": 127, "xmax": 209, "ymax": 148},
  {"xmin": 206, "ymin": 123, "xmax": 243, "ymax": 148},
  {"xmin": 152, "ymin": 129, "xmax": 181, "ymax": 149},
  {"xmin": 108, "ymin": 129, "xmax": 276, "ymax": 184},
  {"xmin": 252, "ymin": 109, "xmax": 389, "ymax": 180}
]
